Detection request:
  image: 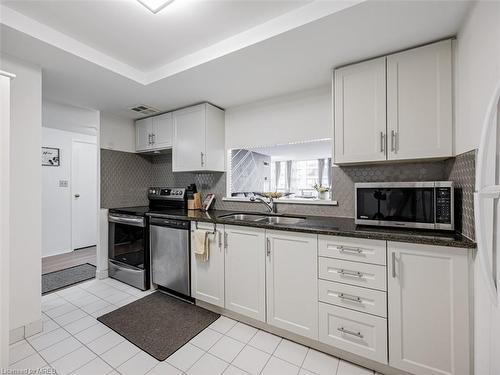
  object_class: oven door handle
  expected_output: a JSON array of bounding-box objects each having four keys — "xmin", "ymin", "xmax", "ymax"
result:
[{"xmin": 109, "ymin": 214, "xmax": 145, "ymax": 227}]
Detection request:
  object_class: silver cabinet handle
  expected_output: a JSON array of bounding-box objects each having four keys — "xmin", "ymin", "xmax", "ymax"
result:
[
  {"xmin": 149, "ymin": 134, "xmax": 153, "ymax": 145},
  {"xmin": 151, "ymin": 133, "xmax": 155, "ymax": 145},
  {"xmin": 266, "ymin": 238, "xmax": 271, "ymax": 257},
  {"xmin": 380, "ymin": 132, "xmax": 385, "ymax": 153},
  {"xmin": 338, "ymin": 269, "xmax": 364, "ymax": 278},
  {"xmin": 200, "ymin": 152, "xmax": 204, "ymax": 167},
  {"xmin": 218, "ymin": 231, "xmax": 222, "ymax": 251},
  {"xmin": 391, "ymin": 130, "xmax": 396, "ymax": 152},
  {"xmin": 337, "ymin": 327, "xmax": 364, "ymax": 339},
  {"xmin": 337, "ymin": 246, "xmax": 362, "ymax": 254},
  {"xmin": 338, "ymin": 293, "xmax": 362, "ymax": 303},
  {"xmin": 224, "ymin": 232, "xmax": 228, "ymax": 252},
  {"xmin": 392, "ymin": 252, "xmax": 396, "ymax": 278}
]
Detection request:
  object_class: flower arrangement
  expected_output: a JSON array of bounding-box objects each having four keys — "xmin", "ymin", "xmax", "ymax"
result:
[{"xmin": 313, "ymin": 183, "xmax": 330, "ymax": 193}]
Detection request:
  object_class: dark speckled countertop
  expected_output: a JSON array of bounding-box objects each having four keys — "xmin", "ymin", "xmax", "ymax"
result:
[{"xmin": 144, "ymin": 209, "xmax": 476, "ymax": 249}]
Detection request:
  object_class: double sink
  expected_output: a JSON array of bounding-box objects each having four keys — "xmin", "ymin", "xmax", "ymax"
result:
[{"xmin": 218, "ymin": 213, "xmax": 306, "ymax": 225}]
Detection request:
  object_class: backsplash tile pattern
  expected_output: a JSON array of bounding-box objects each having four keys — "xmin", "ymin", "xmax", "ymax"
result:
[
  {"xmin": 101, "ymin": 149, "xmax": 476, "ymax": 239},
  {"xmin": 100, "ymin": 149, "xmax": 151, "ymax": 208},
  {"xmin": 445, "ymin": 150, "xmax": 476, "ymax": 240}
]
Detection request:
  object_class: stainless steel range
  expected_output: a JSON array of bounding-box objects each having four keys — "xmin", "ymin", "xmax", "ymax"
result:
[{"xmin": 107, "ymin": 186, "xmax": 193, "ymax": 291}]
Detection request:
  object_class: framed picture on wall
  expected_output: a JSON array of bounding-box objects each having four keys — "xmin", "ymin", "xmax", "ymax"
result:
[{"xmin": 42, "ymin": 147, "xmax": 60, "ymax": 166}]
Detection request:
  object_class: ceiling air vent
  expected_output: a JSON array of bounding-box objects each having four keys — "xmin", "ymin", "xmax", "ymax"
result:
[{"xmin": 129, "ymin": 104, "xmax": 160, "ymax": 116}]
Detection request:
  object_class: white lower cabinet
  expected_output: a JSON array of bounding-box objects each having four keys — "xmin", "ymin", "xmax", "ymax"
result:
[
  {"xmin": 191, "ymin": 222, "xmax": 225, "ymax": 307},
  {"xmin": 387, "ymin": 242, "xmax": 470, "ymax": 375},
  {"xmin": 266, "ymin": 230, "xmax": 318, "ymax": 339},
  {"xmin": 319, "ymin": 302, "xmax": 388, "ymax": 364},
  {"xmin": 224, "ymin": 225, "xmax": 266, "ymax": 322}
]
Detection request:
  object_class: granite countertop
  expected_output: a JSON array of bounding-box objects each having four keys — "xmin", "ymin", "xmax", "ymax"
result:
[{"xmin": 144, "ymin": 209, "xmax": 476, "ymax": 249}]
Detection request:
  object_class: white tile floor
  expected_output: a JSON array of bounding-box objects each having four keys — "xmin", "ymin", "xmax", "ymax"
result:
[{"xmin": 9, "ymin": 277, "xmax": 381, "ymax": 375}]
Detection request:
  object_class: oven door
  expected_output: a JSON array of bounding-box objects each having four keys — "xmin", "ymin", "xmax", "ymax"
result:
[
  {"xmin": 108, "ymin": 213, "xmax": 148, "ymax": 290},
  {"xmin": 356, "ymin": 185, "xmax": 436, "ymax": 229}
]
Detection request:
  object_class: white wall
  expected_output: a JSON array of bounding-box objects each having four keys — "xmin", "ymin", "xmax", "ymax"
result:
[
  {"xmin": 225, "ymin": 85, "xmax": 332, "ymax": 149},
  {"xmin": 0, "ymin": 72, "xmax": 14, "ymax": 367},
  {"xmin": 1, "ymin": 54, "xmax": 42, "ymax": 333},
  {"xmin": 455, "ymin": 2, "xmax": 500, "ymax": 375},
  {"xmin": 100, "ymin": 112, "xmax": 135, "ymax": 152},
  {"xmin": 42, "ymin": 127, "xmax": 97, "ymax": 257},
  {"xmin": 455, "ymin": 1, "xmax": 500, "ymax": 155},
  {"xmin": 43, "ymin": 100, "xmax": 98, "ymax": 136}
]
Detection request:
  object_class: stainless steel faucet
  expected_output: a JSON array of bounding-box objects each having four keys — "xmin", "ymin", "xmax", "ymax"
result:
[{"xmin": 250, "ymin": 196, "xmax": 277, "ymax": 213}]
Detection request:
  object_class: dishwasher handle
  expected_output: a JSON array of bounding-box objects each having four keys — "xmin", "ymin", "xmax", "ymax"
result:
[{"xmin": 149, "ymin": 217, "xmax": 190, "ymax": 229}]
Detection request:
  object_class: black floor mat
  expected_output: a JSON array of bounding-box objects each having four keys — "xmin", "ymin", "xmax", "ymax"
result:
[
  {"xmin": 97, "ymin": 291, "xmax": 220, "ymax": 361},
  {"xmin": 42, "ymin": 263, "xmax": 96, "ymax": 295}
]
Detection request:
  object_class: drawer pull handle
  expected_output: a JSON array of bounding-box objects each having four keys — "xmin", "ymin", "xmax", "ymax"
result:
[
  {"xmin": 338, "ymin": 327, "xmax": 364, "ymax": 339},
  {"xmin": 338, "ymin": 246, "xmax": 362, "ymax": 254},
  {"xmin": 338, "ymin": 269, "xmax": 364, "ymax": 278},
  {"xmin": 338, "ymin": 293, "xmax": 362, "ymax": 303}
]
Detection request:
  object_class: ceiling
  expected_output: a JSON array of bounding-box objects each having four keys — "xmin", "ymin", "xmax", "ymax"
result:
[
  {"xmin": 0, "ymin": 0, "xmax": 472, "ymax": 121},
  {"xmin": 2, "ymin": 0, "xmax": 313, "ymax": 71}
]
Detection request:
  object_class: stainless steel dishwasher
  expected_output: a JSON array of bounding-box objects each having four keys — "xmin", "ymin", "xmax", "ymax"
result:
[{"xmin": 149, "ymin": 216, "xmax": 191, "ymax": 297}]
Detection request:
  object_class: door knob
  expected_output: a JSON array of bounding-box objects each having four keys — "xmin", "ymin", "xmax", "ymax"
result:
[{"xmin": 74, "ymin": 194, "xmax": 80, "ymax": 198}]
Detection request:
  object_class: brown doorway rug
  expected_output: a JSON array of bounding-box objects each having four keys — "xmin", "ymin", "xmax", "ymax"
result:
[{"xmin": 97, "ymin": 291, "xmax": 220, "ymax": 361}]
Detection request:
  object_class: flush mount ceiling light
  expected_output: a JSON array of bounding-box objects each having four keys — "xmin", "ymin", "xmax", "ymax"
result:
[{"xmin": 137, "ymin": 0, "xmax": 175, "ymax": 14}]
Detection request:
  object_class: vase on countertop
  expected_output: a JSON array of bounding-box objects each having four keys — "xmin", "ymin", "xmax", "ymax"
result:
[{"xmin": 318, "ymin": 191, "xmax": 328, "ymax": 200}]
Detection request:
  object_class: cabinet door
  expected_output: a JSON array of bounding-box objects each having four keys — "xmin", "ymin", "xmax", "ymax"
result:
[
  {"xmin": 135, "ymin": 118, "xmax": 153, "ymax": 152},
  {"xmin": 266, "ymin": 230, "xmax": 318, "ymax": 339},
  {"xmin": 388, "ymin": 242, "xmax": 470, "ymax": 375},
  {"xmin": 173, "ymin": 104, "xmax": 206, "ymax": 172},
  {"xmin": 387, "ymin": 40, "xmax": 452, "ymax": 160},
  {"xmin": 191, "ymin": 222, "xmax": 224, "ymax": 307},
  {"xmin": 224, "ymin": 225, "xmax": 266, "ymax": 321},
  {"xmin": 152, "ymin": 112, "xmax": 173, "ymax": 150},
  {"xmin": 334, "ymin": 57, "xmax": 387, "ymax": 164},
  {"xmin": 204, "ymin": 104, "xmax": 225, "ymax": 172}
]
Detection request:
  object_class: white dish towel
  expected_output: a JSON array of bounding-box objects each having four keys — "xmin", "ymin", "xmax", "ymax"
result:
[{"xmin": 194, "ymin": 229, "xmax": 211, "ymax": 262}]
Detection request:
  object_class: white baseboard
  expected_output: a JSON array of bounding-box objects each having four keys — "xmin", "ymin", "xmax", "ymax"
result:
[
  {"xmin": 96, "ymin": 269, "xmax": 108, "ymax": 280},
  {"xmin": 9, "ymin": 318, "xmax": 43, "ymax": 345}
]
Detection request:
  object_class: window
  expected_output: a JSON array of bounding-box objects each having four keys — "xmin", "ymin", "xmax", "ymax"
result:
[{"xmin": 228, "ymin": 139, "xmax": 332, "ymax": 201}]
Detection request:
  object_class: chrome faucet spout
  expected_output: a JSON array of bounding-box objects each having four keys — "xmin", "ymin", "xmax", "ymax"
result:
[{"xmin": 250, "ymin": 196, "xmax": 277, "ymax": 213}]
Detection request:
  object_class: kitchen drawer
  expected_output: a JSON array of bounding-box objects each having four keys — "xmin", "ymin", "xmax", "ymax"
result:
[
  {"xmin": 318, "ymin": 279, "xmax": 387, "ymax": 318},
  {"xmin": 319, "ymin": 235, "xmax": 386, "ymax": 265},
  {"xmin": 319, "ymin": 302, "xmax": 388, "ymax": 364},
  {"xmin": 319, "ymin": 257, "xmax": 386, "ymax": 291}
]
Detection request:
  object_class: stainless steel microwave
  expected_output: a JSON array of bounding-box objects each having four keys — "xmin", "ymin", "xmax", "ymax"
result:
[{"xmin": 355, "ymin": 182, "xmax": 454, "ymax": 230}]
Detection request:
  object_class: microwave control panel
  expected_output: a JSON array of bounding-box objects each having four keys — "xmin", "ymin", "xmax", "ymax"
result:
[{"xmin": 435, "ymin": 187, "xmax": 452, "ymax": 224}]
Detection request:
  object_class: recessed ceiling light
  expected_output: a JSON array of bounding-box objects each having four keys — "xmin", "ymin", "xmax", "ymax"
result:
[{"xmin": 137, "ymin": 0, "xmax": 175, "ymax": 14}]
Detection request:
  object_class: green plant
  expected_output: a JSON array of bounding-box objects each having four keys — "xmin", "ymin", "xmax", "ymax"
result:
[{"xmin": 313, "ymin": 183, "xmax": 330, "ymax": 193}]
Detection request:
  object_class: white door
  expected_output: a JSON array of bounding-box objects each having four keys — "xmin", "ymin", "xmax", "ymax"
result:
[
  {"xmin": 387, "ymin": 40, "xmax": 452, "ymax": 160},
  {"xmin": 135, "ymin": 117, "xmax": 153, "ymax": 151},
  {"xmin": 72, "ymin": 140, "xmax": 97, "ymax": 250},
  {"xmin": 224, "ymin": 225, "xmax": 266, "ymax": 321},
  {"xmin": 334, "ymin": 57, "xmax": 387, "ymax": 164},
  {"xmin": 173, "ymin": 104, "xmax": 206, "ymax": 172},
  {"xmin": 266, "ymin": 230, "xmax": 318, "ymax": 339},
  {"xmin": 387, "ymin": 242, "xmax": 470, "ymax": 375},
  {"xmin": 152, "ymin": 112, "xmax": 173, "ymax": 150},
  {"xmin": 191, "ymin": 222, "xmax": 225, "ymax": 307}
]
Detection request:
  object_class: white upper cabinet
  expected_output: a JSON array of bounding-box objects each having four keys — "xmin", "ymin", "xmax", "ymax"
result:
[
  {"xmin": 333, "ymin": 40, "xmax": 453, "ymax": 164},
  {"xmin": 334, "ymin": 57, "xmax": 387, "ymax": 164},
  {"xmin": 135, "ymin": 117, "xmax": 153, "ymax": 152},
  {"xmin": 173, "ymin": 103, "xmax": 225, "ymax": 172},
  {"xmin": 151, "ymin": 112, "xmax": 173, "ymax": 150},
  {"xmin": 266, "ymin": 230, "xmax": 318, "ymax": 339},
  {"xmin": 387, "ymin": 40, "xmax": 452, "ymax": 160},
  {"xmin": 224, "ymin": 225, "xmax": 266, "ymax": 322},
  {"xmin": 135, "ymin": 113, "xmax": 173, "ymax": 152},
  {"xmin": 387, "ymin": 242, "xmax": 470, "ymax": 375}
]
